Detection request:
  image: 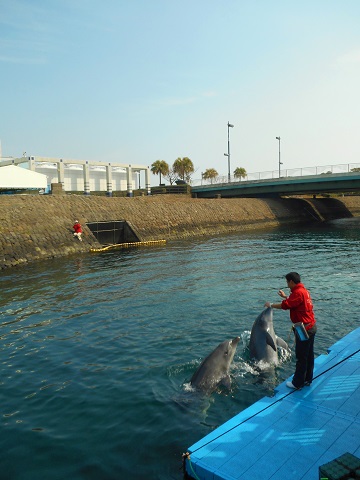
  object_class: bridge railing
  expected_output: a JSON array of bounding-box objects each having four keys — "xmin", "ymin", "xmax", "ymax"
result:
[{"xmin": 192, "ymin": 163, "xmax": 360, "ymax": 187}]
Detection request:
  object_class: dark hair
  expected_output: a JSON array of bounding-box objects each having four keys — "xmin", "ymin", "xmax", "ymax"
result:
[{"xmin": 285, "ymin": 272, "xmax": 301, "ymax": 284}]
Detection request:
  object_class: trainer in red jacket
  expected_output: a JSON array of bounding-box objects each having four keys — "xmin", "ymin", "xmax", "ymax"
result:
[
  {"xmin": 280, "ymin": 282, "xmax": 316, "ymax": 330},
  {"xmin": 265, "ymin": 272, "xmax": 317, "ymax": 390},
  {"xmin": 73, "ymin": 220, "xmax": 83, "ymax": 242}
]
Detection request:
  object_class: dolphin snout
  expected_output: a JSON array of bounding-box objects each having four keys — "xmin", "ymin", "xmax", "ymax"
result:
[{"xmin": 231, "ymin": 336, "xmax": 241, "ymax": 346}]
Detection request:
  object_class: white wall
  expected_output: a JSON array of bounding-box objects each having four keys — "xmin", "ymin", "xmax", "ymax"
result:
[{"xmin": 34, "ymin": 164, "xmax": 134, "ymax": 192}]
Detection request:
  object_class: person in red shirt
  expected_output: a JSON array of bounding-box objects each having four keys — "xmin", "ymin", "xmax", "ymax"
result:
[
  {"xmin": 265, "ymin": 272, "xmax": 317, "ymax": 389},
  {"xmin": 73, "ymin": 220, "xmax": 83, "ymax": 242}
]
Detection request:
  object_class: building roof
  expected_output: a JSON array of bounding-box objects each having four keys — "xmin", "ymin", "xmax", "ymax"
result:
[{"xmin": 0, "ymin": 165, "xmax": 47, "ymax": 190}]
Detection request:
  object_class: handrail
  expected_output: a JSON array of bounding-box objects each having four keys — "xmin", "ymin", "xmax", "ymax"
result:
[{"xmin": 193, "ymin": 162, "xmax": 360, "ymax": 187}]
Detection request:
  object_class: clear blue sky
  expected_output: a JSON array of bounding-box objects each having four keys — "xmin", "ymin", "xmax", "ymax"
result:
[{"xmin": 1, "ymin": 0, "xmax": 360, "ymax": 183}]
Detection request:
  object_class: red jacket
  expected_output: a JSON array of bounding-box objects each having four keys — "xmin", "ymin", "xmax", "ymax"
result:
[
  {"xmin": 73, "ymin": 222, "xmax": 82, "ymax": 234},
  {"xmin": 281, "ymin": 283, "xmax": 316, "ymax": 330}
]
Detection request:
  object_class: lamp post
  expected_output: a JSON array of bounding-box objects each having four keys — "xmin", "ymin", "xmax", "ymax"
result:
[
  {"xmin": 224, "ymin": 121, "xmax": 234, "ymax": 182},
  {"xmin": 276, "ymin": 136, "xmax": 282, "ymax": 178}
]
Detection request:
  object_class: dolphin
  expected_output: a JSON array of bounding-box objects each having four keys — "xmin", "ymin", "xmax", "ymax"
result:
[
  {"xmin": 190, "ymin": 337, "xmax": 240, "ymax": 393},
  {"xmin": 249, "ymin": 307, "xmax": 289, "ymax": 365}
]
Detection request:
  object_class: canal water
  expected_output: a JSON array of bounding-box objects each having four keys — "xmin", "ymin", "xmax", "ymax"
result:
[{"xmin": 1, "ymin": 218, "xmax": 360, "ymax": 479}]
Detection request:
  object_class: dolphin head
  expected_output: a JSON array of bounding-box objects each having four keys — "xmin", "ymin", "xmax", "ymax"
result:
[
  {"xmin": 190, "ymin": 336, "xmax": 241, "ymax": 392},
  {"xmin": 249, "ymin": 308, "xmax": 278, "ymax": 365},
  {"xmin": 256, "ymin": 307, "xmax": 273, "ymax": 330},
  {"xmin": 204, "ymin": 336, "xmax": 240, "ymax": 371},
  {"xmin": 224, "ymin": 336, "xmax": 241, "ymax": 362}
]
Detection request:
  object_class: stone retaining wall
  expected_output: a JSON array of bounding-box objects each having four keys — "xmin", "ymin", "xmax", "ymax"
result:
[{"xmin": 0, "ymin": 194, "xmax": 359, "ymax": 269}]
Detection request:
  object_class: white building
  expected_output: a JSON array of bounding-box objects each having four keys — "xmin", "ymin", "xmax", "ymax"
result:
[{"xmin": 0, "ymin": 156, "xmax": 151, "ymax": 196}]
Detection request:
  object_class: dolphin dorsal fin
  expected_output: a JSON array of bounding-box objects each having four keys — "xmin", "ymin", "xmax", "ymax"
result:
[{"xmin": 266, "ymin": 332, "xmax": 277, "ymax": 352}]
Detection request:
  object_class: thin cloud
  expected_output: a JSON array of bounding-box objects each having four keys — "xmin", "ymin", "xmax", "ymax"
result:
[
  {"xmin": 151, "ymin": 91, "xmax": 217, "ymax": 108},
  {"xmin": 159, "ymin": 97, "xmax": 197, "ymax": 107},
  {"xmin": 201, "ymin": 91, "xmax": 217, "ymax": 98},
  {"xmin": 0, "ymin": 38, "xmax": 48, "ymax": 64},
  {"xmin": 0, "ymin": 1, "xmax": 111, "ymax": 66},
  {"xmin": 336, "ymin": 49, "xmax": 360, "ymax": 64},
  {"xmin": 0, "ymin": 55, "xmax": 45, "ymax": 64}
]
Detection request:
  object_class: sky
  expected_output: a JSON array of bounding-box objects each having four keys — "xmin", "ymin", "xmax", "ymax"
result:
[{"xmin": 1, "ymin": 0, "xmax": 360, "ymax": 185}]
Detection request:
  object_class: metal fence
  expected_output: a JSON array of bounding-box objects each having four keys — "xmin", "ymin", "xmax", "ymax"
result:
[{"xmin": 192, "ymin": 163, "xmax": 360, "ymax": 187}]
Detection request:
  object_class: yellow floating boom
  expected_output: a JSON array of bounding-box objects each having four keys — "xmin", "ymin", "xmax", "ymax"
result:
[{"xmin": 90, "ymin": 239, "xmax": 166, "ymax": 253}]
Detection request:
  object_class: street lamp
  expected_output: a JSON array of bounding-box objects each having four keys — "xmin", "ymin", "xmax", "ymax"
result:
[
  {"xmin": 276, "ymin": 136, "xmax": 282, "ymax": 178},
  {"xmin": 224, "ymin": 121, "xmax": 234, "ymax": 182}
]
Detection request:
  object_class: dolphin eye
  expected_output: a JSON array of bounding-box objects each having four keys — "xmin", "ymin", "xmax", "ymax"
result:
[{"xmin": 224, "ymin": 351, "xmax": 228, "ymax": 356}]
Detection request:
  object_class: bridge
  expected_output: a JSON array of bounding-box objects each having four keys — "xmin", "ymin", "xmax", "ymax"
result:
[{"xmin": 191, "ymin": 163, "xmax": 360, "ymax": 198}]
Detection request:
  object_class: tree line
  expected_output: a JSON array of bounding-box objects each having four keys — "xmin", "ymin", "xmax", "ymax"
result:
[{"xmin": 151, "ymin": 158, "xmax": 247, "ymax": 185}]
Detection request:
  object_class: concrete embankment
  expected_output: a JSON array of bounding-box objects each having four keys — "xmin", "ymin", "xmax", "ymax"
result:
[{"xmin": 0, "ymin": 194, "xmax": 359, "ymax": 269}]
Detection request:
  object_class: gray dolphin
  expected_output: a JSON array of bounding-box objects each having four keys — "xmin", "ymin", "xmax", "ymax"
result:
[
  {"xmin": 249, "ymin": 307, "xmax": 289, "ymax": 365},
  {"xmin": 190, "ymin": 337, "xmax": 240, "ymax": 393}
]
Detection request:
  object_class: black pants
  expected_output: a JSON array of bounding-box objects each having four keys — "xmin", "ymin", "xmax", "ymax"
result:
[{"xmin": 292, "ymin": 325, "xmax": 317, "ymax": 388}]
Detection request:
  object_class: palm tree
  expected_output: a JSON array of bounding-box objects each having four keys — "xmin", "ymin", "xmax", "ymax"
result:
[
  {"xmin": 173, "ymin": 157, "xmax": 194, "ymax": 182},
  {"xmin": 203, "ymin": 168, "xmax": 219, "ymax": 184},
  {"xmin": 233, "ymin": 167, "xmax": 247, "ymax": 180},
  {"xmin": 151, "ymin": 160, "xmax": 169, "ymax": 185}
]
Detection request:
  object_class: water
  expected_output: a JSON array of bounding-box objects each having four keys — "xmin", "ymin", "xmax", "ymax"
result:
[{"xmin": 1, "ymin": 218, "xmax": 360, "ymax": 479}]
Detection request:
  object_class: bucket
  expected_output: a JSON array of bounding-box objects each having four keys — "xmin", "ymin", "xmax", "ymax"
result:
[{"xmin": 293, "ymin": 322, "xmax": 309, "ymax": 341}]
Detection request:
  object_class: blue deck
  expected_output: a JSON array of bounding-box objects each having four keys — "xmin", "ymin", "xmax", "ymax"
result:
[{"xmin": 186, "ymin": 327, "xmax": 360, "ymax": 480}]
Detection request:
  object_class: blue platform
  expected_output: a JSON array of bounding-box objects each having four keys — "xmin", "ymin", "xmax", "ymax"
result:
[{"xmin": 186, "ymin": 327, "xmax": 360, "ymax": 480}]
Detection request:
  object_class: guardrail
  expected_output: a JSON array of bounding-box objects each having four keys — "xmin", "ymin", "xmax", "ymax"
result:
[{"xmin": 192, "ymin": 163, "xmax": 360, "ymax": 187}]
